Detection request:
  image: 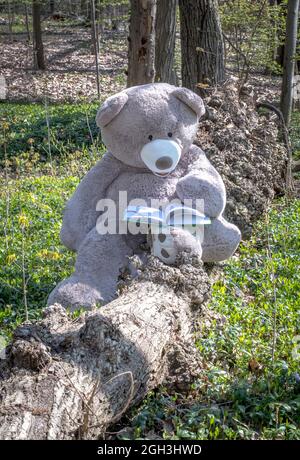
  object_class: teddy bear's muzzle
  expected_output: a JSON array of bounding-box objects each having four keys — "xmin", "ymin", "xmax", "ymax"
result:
[{"xmin": 140, "ymin": 139, "xmax": 181, "ymax": 177}]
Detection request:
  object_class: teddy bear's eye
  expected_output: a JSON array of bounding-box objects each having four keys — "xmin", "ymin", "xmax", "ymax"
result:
[
  {"xmin": 168, "ymin": 132, "xmax": 173, "ymax": 138},
  {"xmin": 148, "ymin": 135, "xmax": 153, "ymax": 141}
]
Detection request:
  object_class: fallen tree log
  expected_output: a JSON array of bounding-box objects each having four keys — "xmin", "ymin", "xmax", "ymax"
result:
[{"xmin": 0, "ymin": 255, "xmax": 211, "ymax": 440}]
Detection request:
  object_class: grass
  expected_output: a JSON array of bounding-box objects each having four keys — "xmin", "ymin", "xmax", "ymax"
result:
[
  {"xmin": 0, "ymin": 102, "xmax": 299, "ymax": 440},
  {"xmin": 0, "ymin": 175, "xmax": 77, "ymax": 335},
  {"xmin": 0, "ymin": 101, "xmax": 100, "ymax": 164}
]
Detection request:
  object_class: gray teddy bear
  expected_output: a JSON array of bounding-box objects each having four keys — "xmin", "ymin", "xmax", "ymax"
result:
[{"xmin": 48, "ymin": 83, "xmax": 241, "ymax": 310}]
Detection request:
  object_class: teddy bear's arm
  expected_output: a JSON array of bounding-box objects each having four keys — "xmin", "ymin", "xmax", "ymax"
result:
[
  {"xmin": 60, "ymin": 152, "xmax": 123, "ymax": 251},
  {"xmin": 176, "ymin": 145, "xmax": 226, "ymax": 218}
]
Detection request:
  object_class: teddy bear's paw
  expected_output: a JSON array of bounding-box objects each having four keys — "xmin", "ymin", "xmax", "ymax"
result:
[
  {"xmin": 171, "ymin": 227, "xmax": 202, "ymax": 259},
  {"xmin": 47, "ymin": 277, "xmax": 105, "ymax": 312},
  {"xmin": 150, "ymin": 229, "xmax": 202, "ymax": 266},
  {"xmin": 151, "ymin": 232, "xmax": 178, "ymax": 265},
  {"xmin": 201, "ymin": 218, "xmax": 241, "ymax": 262},
  {"xmin": 202, "ymin": 242, "xmax": 239, "ymax": 263}
]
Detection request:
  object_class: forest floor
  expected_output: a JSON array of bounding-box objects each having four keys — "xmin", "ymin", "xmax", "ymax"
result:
[
  {"xmin": 0, "ymin": 18, "xmax": 300, "ymax": 441},
  {"xmin": 0, "ymin": 18, "xmax": 283, "ymax": 104},
  {"xmin": 0, "ymin": 19, "xmax": 127, "ymax": 102}
]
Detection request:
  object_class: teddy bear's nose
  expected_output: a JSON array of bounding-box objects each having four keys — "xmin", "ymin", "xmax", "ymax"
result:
[
  {"xmin": 155, "ymin": 156, "xmax": 173, "ymax": 170},
  {"xmin": 140, "ymin": 139, "xmax": 182, "ymax": 176}
]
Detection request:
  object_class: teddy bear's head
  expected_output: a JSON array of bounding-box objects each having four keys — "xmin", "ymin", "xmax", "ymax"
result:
[{"xmin": 96, "ymin": 83, "xmax": 205, "ymax": 176}]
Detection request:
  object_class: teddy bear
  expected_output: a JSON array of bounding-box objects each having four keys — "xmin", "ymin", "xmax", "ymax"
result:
[{"xmin": 48, "ymin": 83, "xmax": 241, "ymax": 310}]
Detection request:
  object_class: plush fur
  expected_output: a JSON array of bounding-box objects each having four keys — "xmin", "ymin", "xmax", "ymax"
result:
[{"xmin": 48, "ymin": 83, "xmax": 241, "ymax": 310}]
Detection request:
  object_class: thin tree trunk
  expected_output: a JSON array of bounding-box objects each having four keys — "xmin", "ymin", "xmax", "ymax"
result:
[
  {"xmin": 32, "ymin": 0, "xmax": 45, "ymax": 70},
  {"xmin": 90, "ymin": 0, "xmax": 100, "ymax": 99},
  {"xmin": 96, "ymin": 0, "xmax": 102, "ymax": 41},
  {"xmin": 179, "ymin": 0, "xmax": 225, "ymax": 92},
  {"xmin": 280, "ymin": 0, "xmax": 299, "ymax": 127},
  {"xmin": 7, "ymin": 0, "xmax": 14, "ymax": 42},
  {"xmin": 127, "ymin": 0, "xmax": 157, "ymax": 87},
  {"xmin": 155, "ymin": 0, "xmax": 177, "ymax": 84},
  {"xmin": 25, "ymin": 3, "xmax": 31, "ymax": 43},
  {"xmin": 90, "ymin": 0, "xmax": 99, "ymax": 54},
  {"xmin": 49, "ymin": 0, "xmax": 55, "ymax": 15},
  {"xmin": 0, "ymin": 256, "xmax": 210, "ymax": 440}
]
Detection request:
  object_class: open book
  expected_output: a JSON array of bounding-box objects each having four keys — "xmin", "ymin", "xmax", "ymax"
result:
[{"xmin": 123, "ymin": 204, "xmax": 211, "ymax": 228}]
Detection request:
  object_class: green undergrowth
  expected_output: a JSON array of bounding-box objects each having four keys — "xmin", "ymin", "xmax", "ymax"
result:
[
  {"xmin": 115, "ymin": 198, "xmax": 300, "ymax": 440},
  {"xmin": 0, "ymin": 101, "xmax": 101, "ymax": 167},
  {"xmin": 0, "ymin": 175, "xmax": 78, "ymax": 335}
]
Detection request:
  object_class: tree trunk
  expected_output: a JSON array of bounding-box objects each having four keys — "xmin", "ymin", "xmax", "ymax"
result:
[
  {"xmin": 25, "ymin": 3, "xmax": 31, "ymax": 43},
  {"xmin": 127, "ymin": 0, "xmax": 157, "ymax": 87},
  {"xmin": 32, "ymin": 0, "xmax": 45, "ymax": 70},
  {"xmin": 49, "ymin": 0, "xmax": 55, "ymax": 15},
  {"xmin": 90, "ymin": 0, "xmax": 100, "ymax": 99},
  {"xmin": 155, "ymin": 0, "xmax": 177, "ymax": 84},
  {"xmin": 280, "ymin": 0, "xmax": 299, "ymax": 127},
  {"xmin": 7, "ymin": 0, "xmax": 14, "ymax": 42},
  {"xmin": 0, "ymin": 256, "xmax": 210, "ymax": 440},
  {"xmin": 179, "ymin": 0, "xmax": 225, "ymax": 92}
]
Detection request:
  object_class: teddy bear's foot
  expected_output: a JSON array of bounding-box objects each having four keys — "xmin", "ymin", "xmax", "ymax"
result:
[
  {"xmin": 47, "ymin": 275, "xmax": 113, "ymax": 312},
  {"xmin": 151, "ymin": 227, "xmax": 202, "ymax": 265},
  {"xmin": 202, "ymin": 216, "xmax": 241, "ymax": 262},
  {"xmin": 48, "ymin": 231, "xmax": 136, "ymax": 311}
]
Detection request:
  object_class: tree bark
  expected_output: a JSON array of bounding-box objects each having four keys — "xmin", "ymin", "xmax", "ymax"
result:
[
  {"xmin": 0, "ymin": 255, "xmax": 210, "ymax": 440},
  {"xmin": 155, "ymin": 0, "xmax": 177, "ymax": 84},
  {"xmin": 127, "ymin": 0, "xmax": 157, "ymax": 87},
  {"xmin": 32, "ymin": 0, "xmax": 46, "ymax": 70},
  {"xmin": 280, "ymin": 0, "xmax": 299, "ymax": 127},
  {"xmin": 179, "ymin": 0, "xmax": 225, "ymax": 92}
]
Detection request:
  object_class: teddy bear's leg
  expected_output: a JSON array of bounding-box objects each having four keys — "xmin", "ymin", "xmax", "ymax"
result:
[
  {"xmin": 48, "ymin": 229, "xmax": 135, "ymax": 311},
  {"xmin": 151, "ymin": 227, "xmax": 202, "ymax": 265},
  {"xmin": 201, "ymin": 216, "xmax": 241, "ymax": 262}
]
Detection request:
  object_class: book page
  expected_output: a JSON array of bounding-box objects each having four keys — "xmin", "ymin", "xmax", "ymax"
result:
[
  {"xmin": 165, "ymin": 203, "xmax": 209, "ymax": 226},
  {"xmin": 123, "ymin": 206, "xmax": 164, "ymax": 224}
]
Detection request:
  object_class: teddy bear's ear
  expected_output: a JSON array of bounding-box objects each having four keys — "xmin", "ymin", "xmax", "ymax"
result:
[
  {"xmin": 173, "ymin": 87, "xmax": 205, "ymax": 119},
  {"xmin": 96, "ymin": 92, "xmax": 129, "ymax": 128}
]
